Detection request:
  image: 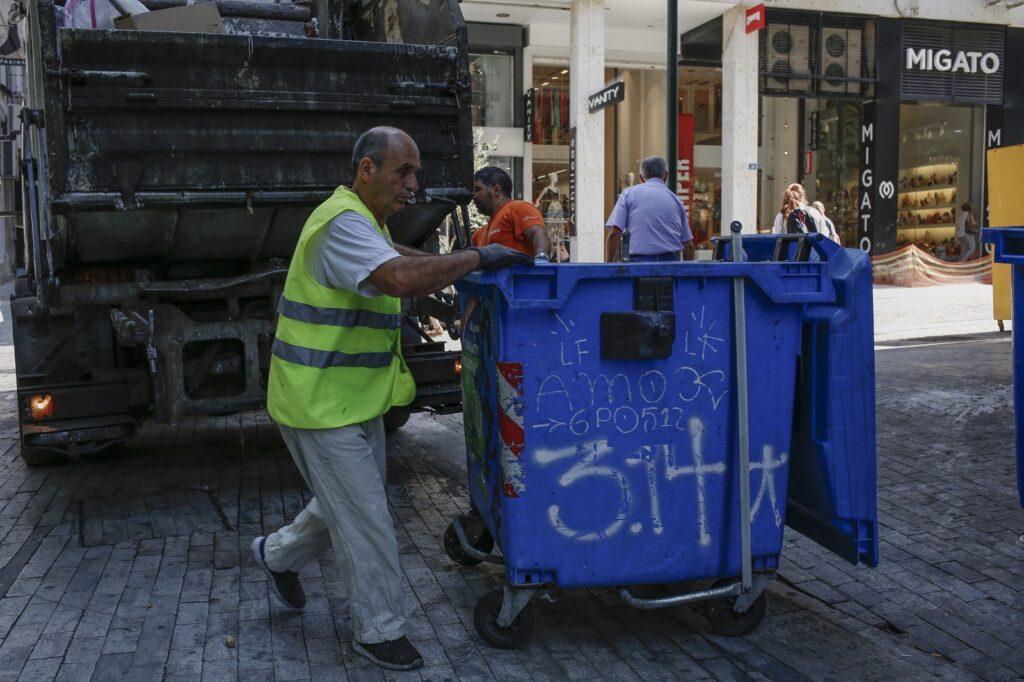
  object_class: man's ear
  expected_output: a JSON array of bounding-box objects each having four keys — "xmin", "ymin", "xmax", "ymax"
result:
[
  {"xmin": 490, "ymin": 184, "xmax": 502, "ymax": 199},
  {"xmin": 357, "ymin": 157, "xmax": 375, "ymax": 181}
]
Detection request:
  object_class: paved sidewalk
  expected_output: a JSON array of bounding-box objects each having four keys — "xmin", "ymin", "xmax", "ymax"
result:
[{"xmin": 0, "ymin": 283, "xmax": 1020, "ymax": 680}]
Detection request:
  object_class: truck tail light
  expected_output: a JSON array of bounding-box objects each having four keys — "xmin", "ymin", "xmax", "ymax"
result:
[
  {"xmin": 30, "ymin": 394, "xmax": 54, "ymax": 420},
  {"xmin": 454, "ymin": 358, "xmax": 462, "ymax": 376}
]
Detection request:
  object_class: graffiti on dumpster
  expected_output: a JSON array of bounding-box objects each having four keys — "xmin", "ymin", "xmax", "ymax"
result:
[
  {"xmin": 534, "ymin": 306, "xmax": 729, "ymax": 436},
  {"xmin": 683, "ymin": 306, "xmax": 726, "ymax": 360},
  {"xmin": 533, "ymin": 366, "xmax": 729, "ymax": 436},
  {"xmin": 533, "ymin": 417, "xmax": 789, "ymax": 544}
]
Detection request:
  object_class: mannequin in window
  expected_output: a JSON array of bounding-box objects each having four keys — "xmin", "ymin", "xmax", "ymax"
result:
[{"xmin": 535, "ymin": 172, "xmax": 564, "ymax": 223}]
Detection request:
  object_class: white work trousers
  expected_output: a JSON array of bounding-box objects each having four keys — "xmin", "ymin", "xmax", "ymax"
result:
[{"xmin": 263, "ymin": 418, "xmax": 405, "ymax": 644}]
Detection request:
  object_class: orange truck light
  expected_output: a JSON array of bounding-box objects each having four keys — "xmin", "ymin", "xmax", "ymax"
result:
[
  {"xmin": 30, "ymin": 394, "xmax": 54, "ymax": 420},
  {"xmin": 454, "ymin": 358, "xmax": 462, "ymax": 376}
]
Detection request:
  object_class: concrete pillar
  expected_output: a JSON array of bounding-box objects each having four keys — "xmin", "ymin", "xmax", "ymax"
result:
[
  {"xmin": 569, "ymin": 0, "xmax": 604, "ymax": 262},
  {"xmin": 720, "ymin": 6, "xmax": 759, "ymax": 234}
]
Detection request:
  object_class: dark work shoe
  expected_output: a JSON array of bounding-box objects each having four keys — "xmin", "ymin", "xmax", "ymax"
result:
[
  {"xmin": 352, "ymin": 636, "xmax": 424, "ymax": 671},
  {"xmin": 250, "ymin": 536, "xmax": 305, "ymax": 610}
]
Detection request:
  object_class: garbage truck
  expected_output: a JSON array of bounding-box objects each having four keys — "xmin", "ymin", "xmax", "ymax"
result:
[{"xmin": 10, "ymin": 0, "xmax": 474, "ymax": 465}]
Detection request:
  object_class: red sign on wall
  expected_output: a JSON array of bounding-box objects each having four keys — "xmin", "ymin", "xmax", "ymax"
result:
[
  {"xmin": 804, "ymin": 151, "xmax": 814, "ymax": 176},
  {"xmin": 676, "ymin": 113, "xmax": 695, "ymax": 216},
  {"xmin": 745, "ymin": 4, "xmax": 766, "ymax": 34}
]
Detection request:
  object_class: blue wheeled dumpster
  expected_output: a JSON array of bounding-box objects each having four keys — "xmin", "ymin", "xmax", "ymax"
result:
[
  {"xmin": 981, "ymin": 227, "xmax": 1024, "ymax": 508},
  {"xmin": 446, "ymin": 230, "xmax": 879, "ymax": 648}
]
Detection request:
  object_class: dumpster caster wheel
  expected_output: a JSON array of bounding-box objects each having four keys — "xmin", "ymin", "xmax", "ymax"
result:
[
  {"xmin": 705, "ymin": 579, "xmax": 767, "ymax": 636},
  {"xmin": 473, "ymin": 588, "xmax": 535, "ymax": 649},
  {"xmin": 444, "ymin": 518, "xmax": 493, "ymax": 566}
]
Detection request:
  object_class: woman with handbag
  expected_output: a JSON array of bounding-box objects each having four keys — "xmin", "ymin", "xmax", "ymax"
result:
[{"xmin": 956, "ymin": 202, "xmax": 979, "ymax": 261}]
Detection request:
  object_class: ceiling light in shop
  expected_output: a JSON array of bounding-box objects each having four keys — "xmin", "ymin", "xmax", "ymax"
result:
[
  {"xmin": 551, "ymin": 76, "xmax": 558, "ymax": 80},
  {"xmin": 560, "ymin": 69, "xmax": 568, "ymax": 74},
  {"xmin": 542, "ymin": 81, "xmax": 550, "ymax": 86}
]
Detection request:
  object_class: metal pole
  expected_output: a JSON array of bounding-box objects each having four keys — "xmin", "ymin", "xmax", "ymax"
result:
[
  {"xmin": 667, "ymin": 0, "xmax": 678, "ymax": 195},
  {"xmin": 729, "ymin": 220, "xmax": 752, "ymax": 593}
]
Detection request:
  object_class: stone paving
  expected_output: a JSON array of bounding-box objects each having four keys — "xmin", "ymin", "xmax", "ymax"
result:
[{"xmin": 0, "ymin": 283, "xmax": 1021, "ymax": 680}]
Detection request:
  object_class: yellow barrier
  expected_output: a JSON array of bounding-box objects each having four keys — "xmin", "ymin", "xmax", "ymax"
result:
[{"xmin": 987, "ymin": 145, "xmax": 1024, "ymax": 330}]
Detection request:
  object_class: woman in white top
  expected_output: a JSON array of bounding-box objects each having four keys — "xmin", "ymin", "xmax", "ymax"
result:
[
  {"xmin": 771, "ymin": 183, "xmax": 826, "ymax": 235},
  {"xmin": 955, "ymin": 202, "xmax": 978, "ymax": 261}
]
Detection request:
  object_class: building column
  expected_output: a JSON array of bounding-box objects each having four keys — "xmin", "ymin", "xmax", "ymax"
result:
[
  {"xmin": 570, "ymin": 0, "xmax": 605, "ymax": 262},
  {"xmin": 720, "ymin": 6, "xmax": 759, "ymax": 234}
]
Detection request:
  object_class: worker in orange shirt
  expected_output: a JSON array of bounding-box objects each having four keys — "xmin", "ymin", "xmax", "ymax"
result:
[{"xmin": 472, "ymin": 166, "xmax": 552, "ymax": 264}]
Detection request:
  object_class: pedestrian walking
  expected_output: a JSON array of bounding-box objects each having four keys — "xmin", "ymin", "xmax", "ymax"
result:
[
  {"xmin": 254, "ymin": 126, "xmax": 532, "ymax": 671},
  {"xmin": 771, "ymin": 183, "xmax": 825, "ymax": 235},
  {"xmin": 956, "ymin": 202, "xmax": 979, "ymax": 261},
  {"xmin": 605, "ymin": 155, "xmax": 695, "ymax": 262},
  {"xmin": 811, "ymin": 200, "xmax": 842, "ymax": 244},
  {"xmin": 472, "ymin": 166, "xmax": 552, "ymax": 263}
]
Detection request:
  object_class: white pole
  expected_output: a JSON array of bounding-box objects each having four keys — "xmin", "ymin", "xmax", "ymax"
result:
[
  {"xmin": 720, "ymin": 6, "xmax": 759, "ymax": 234},
  {"xmin": 570, "ymin": 0, "xmax": 605, "ymax": 262}
]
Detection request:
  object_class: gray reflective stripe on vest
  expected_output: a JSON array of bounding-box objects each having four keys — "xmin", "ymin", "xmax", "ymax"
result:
[
  {"xmin": 272, "ymin": 338, "xmax": 394, "ymax": 369},
  {"xmin": 278, "ymin": 295, "xmax": 401, "ymax": 330}
]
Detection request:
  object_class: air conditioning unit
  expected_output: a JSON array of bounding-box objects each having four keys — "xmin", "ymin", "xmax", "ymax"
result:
[
  {"xmin": 819, "ymin": 28, "xmax": 862, "ymax": 95},
  {"xmin": 766, "ymin": 25, "xmax": 811, "ymax": 93}
]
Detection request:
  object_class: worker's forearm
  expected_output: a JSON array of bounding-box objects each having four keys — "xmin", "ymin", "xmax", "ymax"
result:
[
  {"xmin": 371, "ymin": 250, "xmax": 481, "ymax": 298},
  {"xmin": 394, "ymin": 243, "xmax": 430, "ymax": 257},
  {"xmin": 682, "ymin": 241, "xmax": 695, "ymax": 261},
  {"xmin": 528, "ymin": 227, "xmax": 553, "ymax": 257}
]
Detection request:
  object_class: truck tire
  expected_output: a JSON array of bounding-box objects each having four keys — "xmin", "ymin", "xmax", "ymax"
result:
[{"xmin": 383, "ymin": 406, "xmax": 411, "ymax": 432}]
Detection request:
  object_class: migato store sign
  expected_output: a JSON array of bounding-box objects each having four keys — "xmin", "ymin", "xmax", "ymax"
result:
[
  {"xmin": 900, "ymin": 21, "xmax": 1004, "ymax": 104},
  {"xmin": 905, "ymin": 48, "xmax": 1001, "ymax": 76}
]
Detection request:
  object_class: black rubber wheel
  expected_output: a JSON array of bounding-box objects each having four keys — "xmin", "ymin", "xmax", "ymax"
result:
[
  {"xmin": 443, "ymin": 517, "xmax": 494, "ymax": 566},
  {"xmin": 704, "ymin": 578, "xmax": 768, "ymax": 636},
  {"xmin": 998, "ymin": 319, "xmax": 1006, "ymax": 333},
  {"xmin": 383, "ymin": 406, "xmax": 411, "ymax": 432},
  {"xmin": 473, "ymin": 588, "xmax": 535, "ymax": 649}
]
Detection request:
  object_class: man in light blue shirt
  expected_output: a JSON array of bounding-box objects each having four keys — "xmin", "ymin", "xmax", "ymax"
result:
[{"xmin": 605, "ymin": 156, "xmax": 695, "ymax": 262}]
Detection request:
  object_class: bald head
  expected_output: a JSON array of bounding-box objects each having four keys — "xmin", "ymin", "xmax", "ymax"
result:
[
  {"xmin": 352, "ymin": 126, "xmax": 415, "ymax": 175},
  {"xmin": 351, "ymin": 126, "xmax": 421, "ymax": 225}
]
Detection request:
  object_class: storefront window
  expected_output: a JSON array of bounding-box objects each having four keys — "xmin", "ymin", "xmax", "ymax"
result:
[
  {"xmin": 897, "ymin": 103, "xmax": 973, "ymax": 259},
  {"xmin": 690, "ymin": 170, "xmax": 721, "ymax": 246},
  {"xmin": 531, "ymin": 66, "xmax": 570, "ymax": 146},
  {"xmin": 529, "ymin": 66, "xmax": 571, "ymax": 260},
  {"xmin": 679, "ymin": 68, "xmax": 723, "ymax": 145},
  {"xmin": 814, "ymin": 99, "xmax": 862, "ymax": 246},
  {"xmin": 470, "ymin": 52, "xmax": 514, "ymax": 128}
]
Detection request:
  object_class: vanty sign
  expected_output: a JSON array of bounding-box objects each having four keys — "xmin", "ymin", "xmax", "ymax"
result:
[{"xmin": 905, "ymin": 48, "xmax": 1000, "ymax": 75}]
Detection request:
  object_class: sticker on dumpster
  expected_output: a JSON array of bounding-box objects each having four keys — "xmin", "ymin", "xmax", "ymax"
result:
[{"xmin": 497, "ymin": 362, "xmax": 525, "ymax": 497}]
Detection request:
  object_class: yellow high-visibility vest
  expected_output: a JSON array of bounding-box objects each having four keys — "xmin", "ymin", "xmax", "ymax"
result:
[{"xmin": 267, "ymin": 186, "xmax": 415, "ymax": 428}]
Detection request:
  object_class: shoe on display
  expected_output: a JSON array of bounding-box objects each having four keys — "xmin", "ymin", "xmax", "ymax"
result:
[
  {"xmin": 251, "ymin": 536, "xmax": 306, "ymax": 610},
  {"xmin": 352, "ymin": 636, "xmax": 424, "ymax": 671}
]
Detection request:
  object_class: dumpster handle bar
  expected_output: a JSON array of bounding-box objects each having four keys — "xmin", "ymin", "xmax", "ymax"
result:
[
  {"xmin": 618, "ymin": 583, "xmax": 740, "ymax": 610},
  {"xmin": 730, "ymin": 221, "xmax": 754, "ymax": 594}
]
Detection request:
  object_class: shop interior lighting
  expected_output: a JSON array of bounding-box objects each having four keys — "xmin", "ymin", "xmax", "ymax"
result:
[{"xmin": 560, "ymin": 69, "xmax": 568, "ymax": 74}]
